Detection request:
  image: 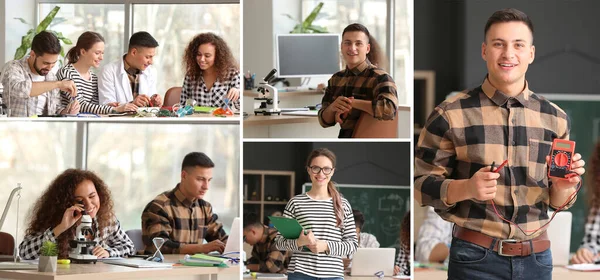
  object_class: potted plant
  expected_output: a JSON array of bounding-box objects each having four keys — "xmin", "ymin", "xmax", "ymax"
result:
[
  {"xmin": 14, "ymin": 6, "xmax": 72, "ymax": 61},
  {"xmin": 38, "ymin": 241, "xmax": 58, "ymax": 273},
  {"xmin": 284, "ymin": 2, "xmax": 328, "ymax": 33}
]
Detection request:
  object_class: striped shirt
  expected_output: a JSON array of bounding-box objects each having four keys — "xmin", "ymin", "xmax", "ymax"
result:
[
  {"xmin": 179, "ymin": 68, "xmax": 241, "ymax": 110},
  {"xmin": 318, "ymin": 59, "xmax": 398, "ymax": 138},
  {"xmin": 415, "ymin": 206, "xmax": 452, "ymax": 263},
  {"xmin": 57, "ymin": 64, "xmax": 114, "ymax": 114},
  {"xmin": 141, "ymin": 184, "xmax": 228, "ymax": 254},
  {"xmin": 415, "ymin": 77, "xmax": 573, "ymax": 241},
  {"xmin": 579, "ymin": 205, "xmax": 600, "ymax": 255},
  {"xmin": 248, "ymin": 226, "xmax": 291, "ymax": 273},
  {"xmin": 274, "ymin": 193, "xmax": 358, "ymax": 278},
  {"xmin": 19, "ymin": 217, "xmax": 134, "ymax": 259}
]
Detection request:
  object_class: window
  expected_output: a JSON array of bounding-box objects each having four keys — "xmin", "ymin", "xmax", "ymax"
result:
[
  {"xmin": 0, "ymin": 122, "xmax": 77, "ymax": 245},
  {"xmin": 38, "ymin": 4, "xmax": 126, "ymax": 73},
  {"xmin": 87, "ymin": 123, "xmax": 240, "ymax": 232},
  {"xmin": 395, "ymin": 0, "xmax": 413, "ymax": 106},
  {"xmin": 133, "ymin": 4, "xmax": 241, "ymax": 95},
  {"xmin": 0, "ymin": 122, "xmax": 239, "ymax": 245}
]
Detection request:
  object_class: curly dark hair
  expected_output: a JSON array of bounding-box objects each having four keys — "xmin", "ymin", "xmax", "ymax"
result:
[
  {"xmin": 587, "ymin": 141, "xmax": 600, "ymax": 208},
  {"xmin": 183, "ymin": 33, "xmax": 239, "ymax": 82},
  {"xmin": 25, "ymin": 169, "xmax": 115, "ymax": 258},
  {"xmin": 400, "ymin": 211, "xmax": 410, "ymax": 251}
]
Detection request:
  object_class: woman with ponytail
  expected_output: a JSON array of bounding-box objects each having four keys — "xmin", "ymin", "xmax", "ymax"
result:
[
  {"xmin": 275, "ymin": 148, "xmax": 358, "ymax": 280},
  {"xmin": 57, "ymin": 31, "xmax": 137, "ymax": 114},
  {"xmin": 318, "ymin": 23, "xmax": 398, "ymax": 138}
]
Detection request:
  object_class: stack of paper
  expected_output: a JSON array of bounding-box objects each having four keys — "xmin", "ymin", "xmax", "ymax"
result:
[{"xmin": 179, "ymin": 254, "xmax": 229, "ymax": 267}]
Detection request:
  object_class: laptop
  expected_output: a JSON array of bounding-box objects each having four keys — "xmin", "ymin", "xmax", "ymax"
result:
[
  {"xmin": 546, "ymin": 211, "xmax": 572, "ymax": 266},
  {"xmin": 223, "ymin": 217, "xmax": 241, "ymax": 258},
  {"xmin": 102, "ymin": 258, "xmax": 173, "ymax": 268},
  {"xmin": 350, "ymin": 248, "xmax": 395, "ymax": 276}
]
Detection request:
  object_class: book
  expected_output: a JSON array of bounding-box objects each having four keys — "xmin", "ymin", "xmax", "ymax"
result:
[{"xmin": 179, "ymin": 254, "xmax": 229, "ymax": 267}]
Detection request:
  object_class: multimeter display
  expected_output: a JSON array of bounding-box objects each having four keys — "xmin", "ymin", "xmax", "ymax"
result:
[{"xmin": 548, "ymin": 139, "xmax": 576, "ymax": 179}]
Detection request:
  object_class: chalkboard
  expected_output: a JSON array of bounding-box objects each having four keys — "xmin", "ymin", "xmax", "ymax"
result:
[
  {"xmin": 302, "ymin": 183, "xmax": 410, "ymax": 249},
  {"xmin": 541, "ymin": 94, "xmax": 600, "ymax": 252}
]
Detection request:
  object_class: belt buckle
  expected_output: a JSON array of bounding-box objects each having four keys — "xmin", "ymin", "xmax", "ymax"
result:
[{"xmin": 498, "ymin": 239, "xmax": 518, "ymax": 256}]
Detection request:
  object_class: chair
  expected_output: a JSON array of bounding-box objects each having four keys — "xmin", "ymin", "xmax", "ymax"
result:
[
  {"xmin": 164, "ymin": 87, "xmax": 182, "ymax": 107},
  {"xmin": 352, "ymin": 110, "xmax": 399, "ymax": 138},
  {"xmin": 0, "ymin": 232, "xmax": 14, "ymax": 256},
  {"xmin": 125, "ymin": 229, "xmax": 144, "ymax": 254}
]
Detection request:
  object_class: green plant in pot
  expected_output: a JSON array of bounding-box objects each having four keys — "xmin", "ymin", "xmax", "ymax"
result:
[
  {"xmin": 284, "ymin": 2, "xmax": 328, "ymax": 33},
  {"xmin": 14, "ymin": 6, "xmax": 72, "ymax": 61},
  {"xmin": 38, "ymin": 241, "xmax": 58, "ymax": 272}
]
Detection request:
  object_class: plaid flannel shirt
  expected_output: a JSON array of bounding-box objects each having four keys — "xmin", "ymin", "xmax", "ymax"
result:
[
  {"xmin": 179, "ymin": 68, "xmax": 240, "ymax": 110},
  {"xmin": 415, "ymin": 77, "xmax": 573, "ymax": 241},
  {"xmin": 19, "ymin": 217, "xmax": 134, "ymax": 259},
  {"xmin": 141, "ymin": 184, "xmax": 228, "ymax": 254},
  {"xmin": 0, "ymin": 57, "xmax": 64, "ymax": 117},
  {"xmin": 318, "ymin": 59, "xmax": 398, "ymax": 138},
  {"xmin": 247, "ymin": 226, "xmax": 290, "ymax": 273}
]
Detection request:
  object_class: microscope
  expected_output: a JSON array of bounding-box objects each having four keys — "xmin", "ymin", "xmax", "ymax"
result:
[
  {"xmin": 68, "ymin": 208, "xmax": 98, "ymax": 264},
  {"xmin": 254, "ymin": 69, "xmax": 281, "ymax": 116}
]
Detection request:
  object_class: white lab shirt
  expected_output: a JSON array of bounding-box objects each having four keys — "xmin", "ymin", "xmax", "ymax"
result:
[{"xmin": 98, "ymin": 57, "xmax": 157, "ymax": 105}]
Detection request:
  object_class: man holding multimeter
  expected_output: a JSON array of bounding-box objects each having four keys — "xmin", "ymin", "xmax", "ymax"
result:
[{"xmin": 414, "ymin": 8, "xmax": 585, "ymax": 280}]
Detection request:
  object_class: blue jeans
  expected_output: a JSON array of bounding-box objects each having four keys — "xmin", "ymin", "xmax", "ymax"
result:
[
  {"xmin": 288, "ymin": 272, "xmax": 344, "ymax": 280},
  {"xmin": 448, "ymin": 237, "xmax": 553, "ymax": 280}
]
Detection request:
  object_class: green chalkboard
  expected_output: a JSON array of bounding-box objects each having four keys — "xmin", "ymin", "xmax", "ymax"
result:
[
  {"xmin": 302, "ymin": 183, "xmax": 410, "ymax": 249},
  {"xmin": 542, "ymin": 94, "xmax": 600, "ymax": 252}
]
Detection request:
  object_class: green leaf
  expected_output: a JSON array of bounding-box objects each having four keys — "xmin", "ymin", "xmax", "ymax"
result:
[
  {"xmin": 35, "ymin": 6, "xmax": 61, "ymax": 34},
  {"xmin": 291, "ymin": 24, "xmax": 303, "ymax": 34},
  {"xmin": 14, "ymin": 45, "xmax": 28, "ymax": 60},
  {"xmin": 60, "ymin": 46, "xmax": 65, "ymax": 57},
  {"xmin": 14, "ymin": 17, "xmax": 29, "ymax": 25},
  {"xmin": 306, "ymin": 25, "xmax": 328, "ymax": 33},
  {"xmin": 49, "ymin": 17, "xmax": 67, "ymax": 27},
  {"xmin": 282, "ymin": 14, "xmax": 299, "ymax": 23},
  {"xmin": 302, "ymin": 2, "xmax": 324, "ymax": 31}
]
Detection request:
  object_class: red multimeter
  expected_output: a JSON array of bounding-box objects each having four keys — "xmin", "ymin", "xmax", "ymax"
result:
[{"xmin": 548, "ymin": 139, "xmax": 576, "ymax": 179}]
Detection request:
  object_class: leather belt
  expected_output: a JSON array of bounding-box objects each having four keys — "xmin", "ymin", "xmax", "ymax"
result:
[{"xmin": 453, "ymin": 226, "xmax": 550, "ymax": 257}]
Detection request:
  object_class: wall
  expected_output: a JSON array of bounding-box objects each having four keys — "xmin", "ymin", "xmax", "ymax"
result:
[
  {"xmin": 416, "ymin": 0, "xmax": 600, "ymax": 104},
  {"xmin": 3, "ymin": 0, "xmax": 36, "ymax": 65}
]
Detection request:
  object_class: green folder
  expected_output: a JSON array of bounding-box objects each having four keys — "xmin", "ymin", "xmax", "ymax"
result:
[
  {"xmin": 194, "ymin": 106, "xmax": 218, "ymax": 113},
  {"xmin": 268, "ymin": 216, "xmax": 304, "ymax": 239}
]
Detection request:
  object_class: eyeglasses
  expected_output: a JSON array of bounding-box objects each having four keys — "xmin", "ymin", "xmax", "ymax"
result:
[{"xmin": 308, "ymin": 166, "xmax": 334, "ymax": 175}]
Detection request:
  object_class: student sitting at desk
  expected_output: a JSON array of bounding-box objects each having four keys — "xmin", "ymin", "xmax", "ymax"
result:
[
  {"xmin": 58, "ymin": 31, "xmax": 137, "ymax": 115},
  {"xmin": 98, "ymin": 31, "xmax": 163, "ymax": 108},
  {"xmin": 19, "ymin": 169, "xmax": 135, "ymax": 259},
  {"xmin": 318, "ymin": 23, "xmax": 398, "ymax": 138},
  {"xmin": 141, "ymin": 152, "xmax": 228, "ymax": 254},
  {"xmin": 415, "ymin": 206, "xmax": 452, "ymax": 263},
  {"xmin": 275, "ymin": 148, "xmax": 358, "ymax": 280},
  {"xmin": 243, "ymin": 212, "xmax": 290, "ymax": 273},
  {"xmin": 572, "ymin": 141, "xmax": 600, "ymax": 264},
  {"xmin": 179, "ymin": 33, "xmax": 240, "ymax": 110},
  {"xmin": 394, "ymin": 211, "xmax": 411, "ymax": 276},
  {"xmin": 0, "ymin": 31, "xmax": 79, "ymax": 117},
  {"xmin": 342, "ymin": 209, "xmax": 380, "ymax": 270}
]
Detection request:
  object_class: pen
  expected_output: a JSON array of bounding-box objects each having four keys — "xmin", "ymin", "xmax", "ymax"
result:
[{"xmin": 493, "ymin": 160, "xmax": 508, "ymax": 173}]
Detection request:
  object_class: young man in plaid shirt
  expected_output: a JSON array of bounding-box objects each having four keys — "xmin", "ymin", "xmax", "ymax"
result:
[
  {"xmin": 415, "ymin": 8, "xmax": 585, "ymax": 280},
  {"xmin": 141, "ymin": 152, "xmax": 228, "ymax": 254},
  {"xmin": 243, "ymin": 213, "xmax": 290, "ymax": 273}
]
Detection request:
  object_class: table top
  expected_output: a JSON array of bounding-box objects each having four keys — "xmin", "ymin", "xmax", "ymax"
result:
[
  {"xmin": 0, "ymin": 255, "xmax": 239, "ymax": 280},
  {"xmin": 243, "ymin": 114, "xmax": 317, "ymax": 126}
]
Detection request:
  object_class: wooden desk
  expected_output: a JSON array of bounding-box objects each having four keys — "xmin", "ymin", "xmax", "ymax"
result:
[
  {"xmin": 415, "ymin": 266, "xmax": 599, "ymax": 280},
  {"xmin": 243, "ymin": 89, "xmax": 323, "ymax": 98},
  {"xmin": 0, "ymin": 255, "xmax": 239, "ymax": 280},
  {"xmin": 244, "ymin": 114, "xmax": 316, "ymax": 126}
]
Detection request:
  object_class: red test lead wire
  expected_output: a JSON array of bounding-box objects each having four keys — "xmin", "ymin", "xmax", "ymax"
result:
[{"xmin": 489, "ymin": 160, "xmax": 581, "ymax": 237}]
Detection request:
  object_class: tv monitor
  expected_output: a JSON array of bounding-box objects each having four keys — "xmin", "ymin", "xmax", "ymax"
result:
[{"xmin": 276, "ymin": 34, "xmax": 341, "ymax": 78}]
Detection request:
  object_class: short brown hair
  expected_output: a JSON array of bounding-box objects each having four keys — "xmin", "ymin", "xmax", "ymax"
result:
[{"xmin": 484, "ymin": 8, "xmax": 534, "ymax": 43}]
